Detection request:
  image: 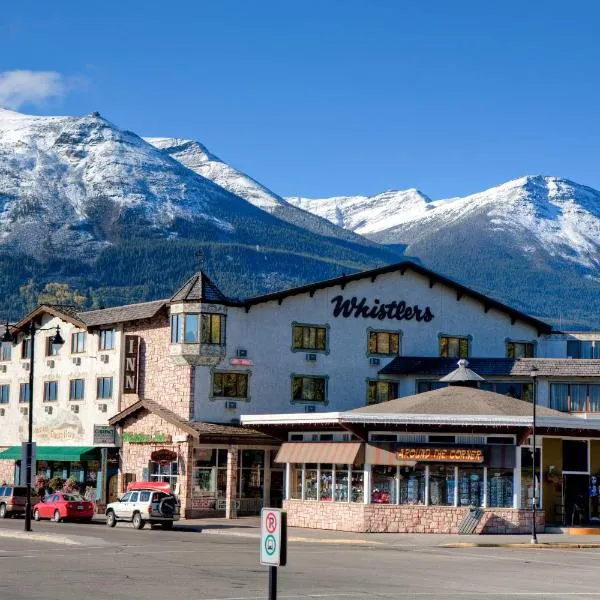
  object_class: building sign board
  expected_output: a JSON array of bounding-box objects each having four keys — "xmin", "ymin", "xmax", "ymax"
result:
[
  {"xmin": 150, "ymin": 449, "xmax": 178, "ymax": 464},
  {"xmin": 122, "ymin": 432, "xmax": 172, "ymax": 444},
  {"xmin": 396, "ymin": 447, "xmax": 484, "ymax": 463},
  {"xmin": 331, "ymin": 295, "xmax": 434, "ymax": 322},
  {"xmin": 93, "ymin": 425, "xmax": 116, "ymax": 445},
  {"xmin": 260, "ymin": 508, "xmax": 287, "ymax": 567},
  {"xmin": 123, "ymin": 335, "xmax": 140, "ymax": 393}
]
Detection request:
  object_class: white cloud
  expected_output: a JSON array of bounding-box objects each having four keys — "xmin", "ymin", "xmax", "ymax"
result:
[{"xmin": 0, "ymin": 70, "xmax": 78, "ymax": 110}]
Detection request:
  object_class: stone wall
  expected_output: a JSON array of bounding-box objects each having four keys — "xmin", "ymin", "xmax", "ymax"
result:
[
  {"xmin": 0, "ymin": 451, "xmax": 15, "ymax": 484},
  {"xmin": 123, "ymin": 313, "xmax": 193, "ymax": 420},
  {"xmin": 282, "ymin": 500, "xmax": 545, "ymax": 534}
]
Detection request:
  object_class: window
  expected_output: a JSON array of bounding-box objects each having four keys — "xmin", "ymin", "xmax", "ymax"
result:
[
  {"xmin": 150, "ymin": 461, "xmax": 178, "ymax": 490},
  {"xmin": 367, "ymin": 381, "xmax": 398, "ymax": 405},
  {"xmin": 170, "ymin": 313, "xmax": 183, "ymax": 343},
  {"xmin": 96, "ymin": 377, "xmax": 113, "ymax": 400},
  {"xmin": 487, "ymin": 470, "xmax": 513, "ymax": 508},
  {"xmin": 292, "ymin": 375, "xmax": 327, "ymax": 403},
  {"xmin": 563, "ymin": 440, "xmax": 588, "ymax": 472},
  {"xmin": 480, "ymin": 381, "xmax": 533, "ymax": 402},
  {"xmin": 212, "ymin": 372, "xmax": 248, "ymax": 398},
  {"xmin": 21, "ymin": 338, "xmax": 31, "ymax": 360},
  {"xmin": 71, "ymin": 332, "xmax": 86, "ymax": 354},
  {"xmin": 99, "ymin": 329, "xmax": 115, "ymax": 351},
  {"xmin": 181, "ymin": 313, "xmax": 225, "ymax": 344},
  {"xmin": 399, "ymin": 465, "xmax": 425, "ymax": 505},
  {"xmin": 129, "ymin": 492, "xmax": 139, "ymax": 503},
  {"xmin": 69, "ymin": 379, "xmax": 85, "ymax": 401},
  {"xmin": 139, "ymin": 491, "xmax": 151, "ymax": 502},
  {"xmin": 46, "ymin": 336, "xmax": 61, "ymax": 357},
  {"xmin": 417, "ymin": 381, "xmax": 448, "ymax": 394},
  {"xmin": 19, "ymin": 383, "xmax": 30, "ymax": 403},
  {"xmin": 0, "ymin": 343, "xmax": 11, "ymax": 362},
  {"xmin": 550, "ymin": 383, "xmax": 600, "ymax": 412},
  {"xmin": 458, "ymin": 466, "xmax": 484, "ymax": 507},
  {"xmin": 368, "ymin": 330, "xmax": 400, "ymax": 355},
  {"xmin": 292, "ymin": 324, "xmax": 327, "ymax": 352},
  {"xmin": 429, "ymin": 465, "xmax": 455, "ymax": 506},
  {"xmin": 507, "ymin": 341, "xmax": 535, "ymax": 358},
  {"xmin": 440, "ymin": 336, "xmax": 469, "ymax": 358},
  {"xmin": 43, "ymin": 381, "xmax": 58, "ymax": 402},
  {"xmin": 567, "ymin": 340, "xmax": 598, "ymax": 359},
  {"xmin": 372, "ymin": 466, "xmax": 397, "ymax": 504},
  {"xmin": 0, "ymin": 385, "xmax": 9, "ymax": 404}
]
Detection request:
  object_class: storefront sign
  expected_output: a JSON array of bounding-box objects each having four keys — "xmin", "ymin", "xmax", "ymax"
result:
[
  {"xmin": 123, "ymin": 335, "xmax": 140, "ymax": 393},
  {"xmin": 396, "ymin": 447, "xmax": 484, "ymax": 463},
  {"xmin": 150, "ymin": 449, "xmax": 178, "ymax": 464},
  {"xmin": 93, "ymin": 425, "xmax": 116, "ymax": 445},
  {"xmin": 122, "ymin": 432, "xmax": 172, "ymax": 444},
  {"xmin": 331, "ymin": 295, "xmax": 434, "ymax": 322}
]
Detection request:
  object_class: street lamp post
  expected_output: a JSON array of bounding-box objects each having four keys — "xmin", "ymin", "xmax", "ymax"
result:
[
  {"xmin": 2, "ymin": 321, "xmax": 64, "ymax": 532},
  {"xmin": 530, "ymin": 365, "xmax": 539, "ymax": 545}
]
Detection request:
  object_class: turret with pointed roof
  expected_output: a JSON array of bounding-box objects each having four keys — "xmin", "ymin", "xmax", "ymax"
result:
[{"xmin": 170, "ymin": 271, "xmax": 230, "ymax": 304}]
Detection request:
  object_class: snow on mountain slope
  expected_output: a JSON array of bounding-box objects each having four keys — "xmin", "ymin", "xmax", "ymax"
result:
[
  {"xmin": 287, "ymin": 189, "xmax": 440, "ymax": 235},
  {"xmin": 146, "ymin": 137, "xmax": 371, "ymax": 244}
]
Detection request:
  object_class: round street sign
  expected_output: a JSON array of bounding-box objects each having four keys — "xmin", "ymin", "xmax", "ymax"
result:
[
  {"xmin": 264, "ymin": 534, "xmax": 276, "ymax": 556},
  {"xmin": 265, "ymin": 511, "xmax": 277, "ymax": 534}
]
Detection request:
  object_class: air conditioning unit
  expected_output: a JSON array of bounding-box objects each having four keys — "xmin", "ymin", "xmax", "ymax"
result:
[
  {"xmin": 20, "ymin": 407, "xmax": 28, "ymax": 415},
  {"xmin": 305, "ymin": 353, "xmax": 317, "ymax": 362},
  {"xmin": 305, "ymin": 405, "xmax": 316, "ymax": 413},
  {"xmin": 236, "ymin": 348, "xmax": 248, "ymax": 358},
  {"xmin": 225, "ymin": 401, "xmax": 237, "ymax": 409},
  {"xmin": 46, "ymin": 360, "xmax": 55, "ymax": 368},
  {"xmin": 22, "ymin": 362, "xmax": 30, "ymax": 371},
  {"xmin": 71, "ymin": 404, "xmax": 80, "ymax": 414},
  {"xmin": 100, "ymin": 354, "xmax": 109, "ymax": 364},
  {"xmin": 98, "ymin": 403, "xmax": 107, "ymax": 413},
  {"xmin": 72, "ymin": 357, "xmax": 82, "ymax": 366},
  {"xmin": 0, "ymin": 365, "xmax": 6, "ymax": 373},
  {"xmin": 44, "ymin": 406, "xmax": 53, "ymax": 415},
  {"xmin": 0, "ymin": 408, "xmax": 5, "ymax": 416},
  {"xmin": 369, "ymin": 357, "xmax": 381, "ymax": 366}
]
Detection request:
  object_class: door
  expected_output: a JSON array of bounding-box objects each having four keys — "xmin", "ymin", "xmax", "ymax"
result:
[
  {"xmin": 563, "ymin": 474, "xmax": 589, "ymax": 526},
  {"xmin": 124, "ymin": 491, "xmax": 139, "ymax": 519},
  {"xmin": 114, "ymin": 492, "xmax": 131, "ymax": 519}
]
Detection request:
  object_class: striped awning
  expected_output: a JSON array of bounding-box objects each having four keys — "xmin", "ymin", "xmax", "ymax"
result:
[
  {"xmin": 365, "ymin": 443, "xmax": 417, "ymax": 467},
  {"xmin": 275, "ymin": 442, "xmax": 364, "ymax": 465}
]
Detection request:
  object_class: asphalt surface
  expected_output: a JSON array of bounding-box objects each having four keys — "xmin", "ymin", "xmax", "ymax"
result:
[{"xmin": 1, "ymin": 518, "xmax": 600, "ymax": 599}]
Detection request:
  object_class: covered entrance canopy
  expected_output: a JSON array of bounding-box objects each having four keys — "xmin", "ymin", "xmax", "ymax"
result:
[{"xmin": 0, "ymin": 446, "xmax": 100, "ymax": 461}]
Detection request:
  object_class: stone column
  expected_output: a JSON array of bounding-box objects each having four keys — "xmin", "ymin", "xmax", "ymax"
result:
[
  {"xmin": 225, "ymin": 445, "xmax": 239, "ymax": 519},
  {"xmin": 263, "ymin": 449, "xmax": 271, "ymax": 507}
]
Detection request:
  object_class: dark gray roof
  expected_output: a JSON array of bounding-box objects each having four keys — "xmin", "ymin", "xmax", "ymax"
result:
[
  {"xmin": 170, "ymin": 272, "xmax": 230, "ymax": 304},
  {"xmin": 379, "ymin": 357, "xmax": 600, "ymax": 378},
  {"xmin": 348, "ymin": 386, "xmax": 566, "ymax": 417},
  {"xmin": 78, "ymin": 300, "xmax": 167, "ymax": 327}
]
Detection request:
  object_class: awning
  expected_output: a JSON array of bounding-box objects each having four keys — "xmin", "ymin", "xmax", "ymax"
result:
[
  {"xmin": 275, "ymin": 442, "xmax": 364, "ymax": 465},
  {"xmin": 0, "ymin": 446, "xmax": 101, "ymax": 461},
  {"xmin": 365, "ymin": 443, "xmax": 417, "ymax": 467}
]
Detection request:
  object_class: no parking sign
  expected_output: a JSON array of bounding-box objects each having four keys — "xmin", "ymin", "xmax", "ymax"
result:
[{"xmin": 260, "ymin": 508, "xmax": 287, "ymax": 567}]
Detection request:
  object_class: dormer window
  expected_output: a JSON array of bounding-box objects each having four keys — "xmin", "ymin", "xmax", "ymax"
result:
[{"xmin": 171, "ymin": 313, "xmax": 225, "ymax": 345}]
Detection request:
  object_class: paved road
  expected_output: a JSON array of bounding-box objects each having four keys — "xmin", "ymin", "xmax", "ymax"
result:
[{"xmin": 1, "ymin": 519, "xmax": 600, "ymax": 599}]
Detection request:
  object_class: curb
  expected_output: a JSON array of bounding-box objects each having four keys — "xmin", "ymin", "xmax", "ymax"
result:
[
  {"xmin": 442, "ymin": 542, "xmax": 600, "ymax": 549},
  {"xmin": 0, "ymin": 529, "xmax": 81, "ymax": 545}
]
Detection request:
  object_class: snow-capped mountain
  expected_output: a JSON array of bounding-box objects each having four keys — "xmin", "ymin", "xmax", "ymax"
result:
[
  {"xmin": 147, "ymin": 137, "xmax": 368, "ymax": 244},
  {"xmin": 0, "ymin": 108, "xmax": 397, "ymax": 314},
  {"xmin": 287, "ymin": 189, "xmax": 439, "ymax": 235}
]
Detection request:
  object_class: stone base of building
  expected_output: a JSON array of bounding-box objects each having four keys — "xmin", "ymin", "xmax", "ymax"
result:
[{"xmin": 282, "ymin": 500, "xmax": 545, "ymax": 534}]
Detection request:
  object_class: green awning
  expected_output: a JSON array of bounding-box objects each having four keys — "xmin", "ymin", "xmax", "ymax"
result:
[{"xmin": 0, "ymin": 446, "xmax": 100, "ymax": 461}]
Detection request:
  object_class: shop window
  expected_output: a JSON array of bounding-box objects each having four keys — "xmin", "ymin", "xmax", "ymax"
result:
[
  {"xmin": 46, "ymin": 336, "xmax": 61, "ymax": 357},
  {"xmin": 212, "ymin": 372, "xmax": 248, "ymax": 399},
  {"xmin": 43, "ymin": 381, "xmax": 58, "ymax": 402},
  {"xmin": 563, "ymin": 440, "xmax": 588, "ymax": 472},
  {"xmin": 506, "ymin": 341, "xmax": 535, "ymax": 358},
  {"xmin": 457, "ymin": 466, "xmax": 484, "ymax": 507},
  {"xmin": 0, "ymin": 384, "xmax": 9, "ymax": 404},
  {"xmin": 182, "ymin": 314, "xmax": 225, "ymax": 345},
  {"xmin": 304, "ymin": 464, "xmax": 318, "ymax": 500},
  {"xmin": 429, "ymin": 465, "xmax": 455, "ymax": 506},
  {"xmin": 0, "ymin": 342, "xmax": 11, "ymax": 362},
  {"xmin": 170, "ymin": 313, "xmax": 183, "ymax": 343},
  {"xmin": 487, "ymin": 470, "xmax": 513, "ymax": 508},
  {"xmin": 21, "ymin": 338, "xmax": 31, "ymax": 360},
  {"xmin": 150, "ymin": 460, "xmax": 178, "ymax": 491},
  {"xmin": 239, "ymin": 449, "xmax": 264, "ymax": 499},
  {"xmin": 319, "ymin": 464, "xmax": 333, "ymax": 501},
  {"xmin": 350, "ymin": 469, "xmax": 364, "ymax": 503},
  {"xmin": 439, "ymin": 336, "xmax": 469, "ymax": 358},
  {"xmin": 367, "ymin": 330, "xmax": 400, "ymax": 356},
  {"xmin": 99, "ymin": 329, "xmax": 115, "ymax": 351},
  {"xmin": 19, "ymin": 383, "xmax": 30, "ymax": 403},
  {"xmin": 69, "ymin": 379, "xmax": 85, "ymax": 401},
  {"xmin": 372, "ymin": 466, "xmax": 397, "ymax": 504},
  {"xmin": 334, "ymin": 464, "xmax": 349, "ymax": 501},
  {"xmin": 193, "ymin": 449, "xmax": 226, "ymax": 496},
  {"xmin": 292, "ymin": 324, "xmax": 327, "ymax": 352},
  {"xmin": 290, "ymin": 464, "xmax": 302, "ymax": 499},
  {"xmin": 399, "ymin": 465, "xmax": 425, "ymax": 505},
  {"xmin": 96, "ymin": 377, "xmax": 113, "ymax": 400},
  {"xmin": 71, "ymin": 332, "xmax": 86, "ymax": 354},
  {"xmin": 367, "ymin": 381, "xmax": 398, "ymax": 405},
  {"xmin": 292, "ymin": 375, "xmax": 327, "ymax": 403},
  {"xmin": 520, "ymin": 447, "xmax": 541, "ymax": 509}
]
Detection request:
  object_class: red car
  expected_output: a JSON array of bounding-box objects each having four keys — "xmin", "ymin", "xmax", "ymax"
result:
[{"xmin": 33, "ymin": 492, "xmax": 95, "ymax": 523}]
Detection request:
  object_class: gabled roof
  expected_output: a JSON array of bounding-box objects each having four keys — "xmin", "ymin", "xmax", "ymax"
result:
[
  {"xmin": 78, "ymin": 299, "xmax": 167, "ymax": 327},
  {"xmin": 170, "ymin": 272, "xmax": 230, "ymax": 304},
  {"xmin": 242, "ymin": 260, "xmax": 552, "ymax": 333},
  {"xmin": 14, "ymin": 304, "xmax": 87, "ymax": 331}
]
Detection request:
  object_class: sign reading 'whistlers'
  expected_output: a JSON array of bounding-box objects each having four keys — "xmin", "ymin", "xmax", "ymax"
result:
[
  {"xmin": 331, "ymin": 295, "xmax": 434, "ymax": 322},
  {"xmin": 397, "ymin": 447, "xmax": 484, "ymax": 463}
]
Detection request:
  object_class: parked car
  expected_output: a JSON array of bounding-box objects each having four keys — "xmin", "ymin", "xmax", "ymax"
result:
[
  {"xmin": 33, "ymin": 492, "xmax": 95, "ymax": 523},
  {"xmin": 0, "ymin": 485, "xmax": 40, "ymax": 518},
  {"xmin": 105, "ymin": 481, "xmax": 180, "ymax": 529}
]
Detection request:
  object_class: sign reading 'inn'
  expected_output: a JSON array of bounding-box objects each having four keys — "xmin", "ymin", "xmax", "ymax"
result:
[
  {"xmin": 331, "ymin": 295, "xmax": 434, "ymax": 322},
  {"xmin": 397, "ymin": 447, "xmax": 484, "ymax": 463},
  {"xmin": 123, "ymin": 335, "xmax": 140, "ymax": 393}
]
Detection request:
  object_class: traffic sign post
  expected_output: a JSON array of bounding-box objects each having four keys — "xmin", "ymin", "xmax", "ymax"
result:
[{"xmin": 260, "ymin": 508, "xmax": 287, "ymax": 600}]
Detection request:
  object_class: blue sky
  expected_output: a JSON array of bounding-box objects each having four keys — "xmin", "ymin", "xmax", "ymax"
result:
[{"xmin": 1, "ymin": 1, "xmax": 599, "ymax": 199}]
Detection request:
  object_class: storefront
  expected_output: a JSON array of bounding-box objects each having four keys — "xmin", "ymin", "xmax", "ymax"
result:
[{"xmin": 242, "ymin": 383, "xmax": 600, "ymax": 533}]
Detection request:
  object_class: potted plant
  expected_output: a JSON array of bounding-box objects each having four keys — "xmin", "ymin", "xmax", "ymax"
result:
[{"xmin": 48, "ymin": 476, "xmax": 64, "ymax": 492}]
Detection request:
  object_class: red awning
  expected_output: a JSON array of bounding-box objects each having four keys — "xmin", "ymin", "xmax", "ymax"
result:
[{"xmin": 274, "ymin": 442, "xmax": 364, "ymax": 465}]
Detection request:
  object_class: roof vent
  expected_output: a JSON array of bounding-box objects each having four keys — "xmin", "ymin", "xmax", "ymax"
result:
[{"xmin": 439, "ymin": 359, "xmax": 485, "ymax": 387}]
